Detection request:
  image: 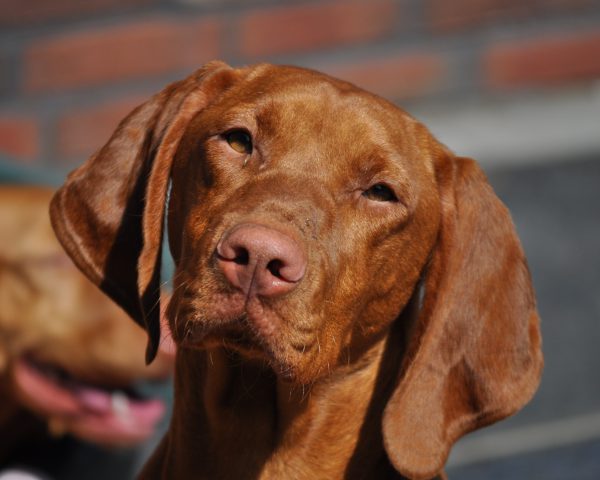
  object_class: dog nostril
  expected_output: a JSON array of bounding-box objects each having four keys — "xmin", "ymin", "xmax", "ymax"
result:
[
  {"xmin": 217, "ymin": 225, "xmax": 306, "ymax": 295},
  {"xmin": 232, "ymin": 247, "xmax": 250, "ymax": 265},
  {"xmin": 266, "ymin": 259, "xmax": 284, "ymax": 279}
]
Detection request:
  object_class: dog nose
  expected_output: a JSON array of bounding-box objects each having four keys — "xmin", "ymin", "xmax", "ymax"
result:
[{"xmin": 216, "ymin": 224, "xmax": 306, "ymax": 297}]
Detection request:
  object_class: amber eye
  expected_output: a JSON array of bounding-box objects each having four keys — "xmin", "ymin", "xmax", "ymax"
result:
[
  {"xmin": 362, "ymin": 183, "xmax": 397, "ymax": 202},
  {"xmin": 225, "ymin": 130, "xmax": 252, "ymax": 155}
]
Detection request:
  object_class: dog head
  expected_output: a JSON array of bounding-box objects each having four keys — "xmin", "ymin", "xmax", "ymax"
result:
[{"xmin": 50, "ymin": 62, "xmax": 542, "ymax": 477}]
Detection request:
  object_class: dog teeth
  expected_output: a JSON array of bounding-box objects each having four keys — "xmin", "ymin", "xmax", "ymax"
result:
[{"xmin": 111, "ymin": 391, "xmax": 131, "ymax": 421}]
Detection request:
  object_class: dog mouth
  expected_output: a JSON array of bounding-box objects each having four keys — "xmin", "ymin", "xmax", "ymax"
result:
[
  {"xmin": 181, "ymin": 312, "xmax": 318, "ymax": 384},
  {"xmin": 12, "ymin": 355, "xmax": 166, "ymax": 445},
  {"xmin": 182, "ymin": 314, "xmax": 268, "ymax": 359},
  {"xmin": 174, "ymin": 289, "xmax": 320, "ymax": 382}
]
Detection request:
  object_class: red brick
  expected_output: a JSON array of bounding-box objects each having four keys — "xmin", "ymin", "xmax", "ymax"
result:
[
  {"xmin": 239, "ymin": 0, "xmax": 397, "ymax": 58},
  {"xmin": 24, "ymin": 17, "xmax": 221, "ymax": 93},
  {"xmin": 428, "ymin": 0, "xmax": 529, "ymax": 32},
  {"xmin": 57, "ymin": 94, "xmax": 149, "ymax": 159},
  {"xmin": 0, "ymin": 0, "xmax": 156, "ymax": 26},
  {"xmin": 484, "ymin": 31, "xmax": 600, "ymax": 89},
  {"xmin": 427, "ymin": 0, "xmax": 591, "ymax": 33},
  {"xmin": 324, "ymin": 54, "xmax": 446, "ymax": 101},
  {"xmin": 0, "ymin": 116, "xmax": 40, "ymax": 161}
]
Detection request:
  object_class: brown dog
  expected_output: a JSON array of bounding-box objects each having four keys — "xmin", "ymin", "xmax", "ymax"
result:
[
  {"xmin": 0, "ymin": 186, "xmax": 174, "ymax": 465},
  {"xmin": 50, "ymin": 62, "xmax": 543, "ymax": 479}
]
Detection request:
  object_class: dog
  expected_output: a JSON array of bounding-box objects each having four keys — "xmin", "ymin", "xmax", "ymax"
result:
[
  {"xmin": 49, "ymin": 62, "xmax": 543, "ymax": 479},
  {"xmin": 0, "ymin": 186, "xmax": 174, "ymax": 470}
]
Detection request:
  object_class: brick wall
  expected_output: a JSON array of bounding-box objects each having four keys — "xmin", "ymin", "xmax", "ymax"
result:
[{"xmin": 1, "ymin": 0, "xmax": 599, "ymax": 172}]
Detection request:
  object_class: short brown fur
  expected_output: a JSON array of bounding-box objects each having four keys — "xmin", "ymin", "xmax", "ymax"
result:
[{"xmin": 50, "ymin": 62, "xmax": 543, "ymax": 479}]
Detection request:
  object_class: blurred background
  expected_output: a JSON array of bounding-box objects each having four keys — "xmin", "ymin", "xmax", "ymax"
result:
[{"xmin": 1, "ymin": 0, "xmax": 599, "ymax": 478}]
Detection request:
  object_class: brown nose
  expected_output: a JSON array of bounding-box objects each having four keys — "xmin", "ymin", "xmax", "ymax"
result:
[{"xmin": 216, "ymin": 224, "xmax": 306, "ymax": 298}]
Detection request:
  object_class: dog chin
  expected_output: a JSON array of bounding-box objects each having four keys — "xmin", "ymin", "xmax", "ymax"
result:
[{"xmin": 175, "ymin": 315, "xmax": 323, "ymax": 385}]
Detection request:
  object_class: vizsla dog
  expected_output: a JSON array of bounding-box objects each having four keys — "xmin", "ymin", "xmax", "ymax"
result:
[
  {"xmin": 0, "ymin": 186, "xmax": 173, "ymax": 467},
  {"xmin": 50, "ymin": 62, "xmax": 543, "ymax": 479}
]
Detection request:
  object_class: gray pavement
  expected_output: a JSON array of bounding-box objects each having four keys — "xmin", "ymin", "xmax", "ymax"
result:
[{"xmin": 450, "ymin": 438, "xmax": 600, "ymax": 480}]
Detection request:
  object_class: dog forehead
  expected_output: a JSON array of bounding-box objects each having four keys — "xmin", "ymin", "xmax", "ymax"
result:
[
  {"xmin": 237, "ymin": 65, "xmax": 404, "ymax": 130},
  {"xmin": 203, "ymin": 66, "xmax": 414, "ymax": 168},
  {"xmin": 179, "ymin": 64, "xmax": 430, "ymax": 186}
]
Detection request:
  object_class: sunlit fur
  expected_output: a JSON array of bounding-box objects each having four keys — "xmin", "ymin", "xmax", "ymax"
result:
[{"xmin": 50, "ymin": 62, "xmax": 542, "ymax": 480}]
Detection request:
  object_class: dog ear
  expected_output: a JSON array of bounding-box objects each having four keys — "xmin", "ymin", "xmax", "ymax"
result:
[
  {"xmin": 382, "ymin": 149, "xmax": 543, "ymax": 479},
  {"xmin": 50, "ymin": 61, "xmax": 238, "ymax": 364}
]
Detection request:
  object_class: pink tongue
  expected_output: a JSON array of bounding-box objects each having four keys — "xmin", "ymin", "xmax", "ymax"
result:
[
  {"xmin": 73, "ymin": 386, "xmax": 166, "ymax": 428},
  {"xmin": 76, "ymin": 388, "xmax": 112, "ymax": 413},
  {"xmin": 14, "ymin": 359, "xmax": 166, "ymax": 439}
]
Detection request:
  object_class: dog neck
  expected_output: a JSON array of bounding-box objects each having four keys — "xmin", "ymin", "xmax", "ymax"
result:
[{"xmin": 145, "ymin": 325, "xmax": 408, "ymax": 479}]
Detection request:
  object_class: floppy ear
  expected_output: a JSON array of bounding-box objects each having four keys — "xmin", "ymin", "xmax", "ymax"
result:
[
  {"xmin": 382, "ymin": 151, "xmax": 543, "ymax": 479},
  {"xmin": 50, "ymin": 61, "xmax": 237, "ymax": 364}
]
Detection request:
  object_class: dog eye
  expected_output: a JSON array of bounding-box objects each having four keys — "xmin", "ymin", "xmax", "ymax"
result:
[
  {"xmin": 362, "ymin": 184, "xmax": 398, "ymax": 202},
  {"xmin": 225, "ymin": 130, "xmax": 252, "ymax": 155}
]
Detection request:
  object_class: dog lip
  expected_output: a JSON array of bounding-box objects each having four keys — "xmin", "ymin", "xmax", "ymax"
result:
[
  {"xmin": 177, "ymin": 304, "xmax": 278, "ymax": 354},
  {"xmin": 178, "ymin": 314, "xmax": 247, "ymax": 345},
  {"xmin": 175, "ymin": 292, "xmax": 288, "ymax": 359},
  {"xmin": 182, "ymin": 319, "xmax": 268, "ymax": 358}
]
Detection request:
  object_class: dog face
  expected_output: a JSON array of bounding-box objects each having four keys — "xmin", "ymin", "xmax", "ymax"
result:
[
  {"xmin": 50, "ymin": 62, "xmax": 542, "ymax": 478},
  {"xmin": 167, "ymin": 67, "xmax": 440, "ymax": 384},
  {"xmin": 0, "ymin": 186, "xmax": 173, "ymax": 446}
]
